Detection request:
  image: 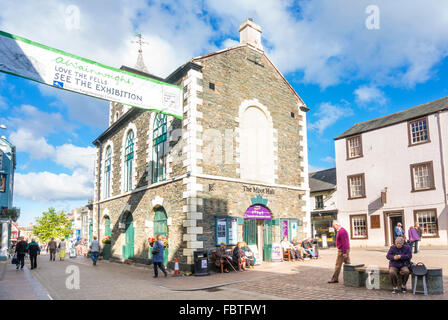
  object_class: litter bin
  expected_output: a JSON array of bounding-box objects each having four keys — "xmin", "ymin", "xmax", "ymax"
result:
[{"xmin": 194, "ymin": 250, "xmax": 209, "ymax": 276}]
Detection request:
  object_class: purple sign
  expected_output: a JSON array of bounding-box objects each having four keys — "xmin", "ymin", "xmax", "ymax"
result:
[
  {"xmin": 244, "ymin": 205, "xmax": 272, "ymax": 219},
  {"xmin": 282, "ymin": 220, "xmax": 289, "ymax": 238}
]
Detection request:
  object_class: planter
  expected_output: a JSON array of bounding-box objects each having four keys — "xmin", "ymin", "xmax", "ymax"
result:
[{"xmin": 102, "ymin": 243, "xmax": 111, "ymax": 260}]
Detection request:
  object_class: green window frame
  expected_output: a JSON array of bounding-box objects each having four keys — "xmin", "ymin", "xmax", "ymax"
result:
[
  {"xmin": 105, "ymin": 217, "xmax": 111, "ymax": 237},
  {"xmin": 152, "ymin": 113, "xmax": 167, "ymax": 183},
  {"xmin": 124, "ymin": 130, "xmax": 134, "ymax": 192},
  {"xmin": 104, "ymin": 146, "xmax": 112, "ymax": 198},
  {"xmin": 215, "ymin": 217, "xmax": 242, "ymax": 246},
  {"xmin": 154, "ymin": 210, "xmax": 168, "ymax": 237},
  {"xmin": 280, "ymin": 218, "xmax": 299, "ymax": 242}
]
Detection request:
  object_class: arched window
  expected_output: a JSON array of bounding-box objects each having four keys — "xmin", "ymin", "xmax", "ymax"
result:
[
  {"xmin": 240, "ymin": 106, "xmax": 274, "ymax": 183},
  {"xmin": 152, "ymin": 113, "xmax": 167, "ymax": 183},
  {"xmin": 104, "ymin": 217, "xmax": 111, "ymax": 237},
  {"xmin": 154, "ymin": 209, "xmax": 168, "ymax": 237},
  {"xmin": 104, "ymin": 146, "xmax": 112, "ymax": 198},
  {"xmin": 124, "ymin": 130, "xmax": 134, "ymax": 192}
]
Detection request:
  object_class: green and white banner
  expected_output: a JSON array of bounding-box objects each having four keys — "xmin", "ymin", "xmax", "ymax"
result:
[{"xmin": 0, "ymin": 30, "xmax": 183, "ymax": 119}]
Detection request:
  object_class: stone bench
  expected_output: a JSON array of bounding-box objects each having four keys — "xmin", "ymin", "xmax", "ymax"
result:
[{"xmin": 343, "ymin": 264, "xmax": 444, "ymax": 294}]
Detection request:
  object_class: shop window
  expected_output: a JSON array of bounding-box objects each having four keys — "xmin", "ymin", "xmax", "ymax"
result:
[
  {"xmin": 414, "ymin": 209, "xmax": 438, "ymax": 238},
  {"xmin": 280, "ymin": 219, "xmax": 298, "ymax": 241},
  {"xmin": 350, "ymin": 214, "xmax": 368, "ymax": 239},
  {"xmin": 216, "ymin": 217, "xmax": 239, "ymax": 246}
]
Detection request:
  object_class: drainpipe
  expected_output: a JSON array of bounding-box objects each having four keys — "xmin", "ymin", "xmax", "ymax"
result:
[
  {"xmin": 96, "ymin": 141, "xmax": 103, "ymax": 238},
  {"xmin": 436, "ymin": 111, "xmax": 447, "ymax": 205}
]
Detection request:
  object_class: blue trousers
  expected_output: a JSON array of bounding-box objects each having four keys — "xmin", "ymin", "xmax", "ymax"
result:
[{"xmin": 91, "ymin": 252, "xmax": 99, "ymax": 261}]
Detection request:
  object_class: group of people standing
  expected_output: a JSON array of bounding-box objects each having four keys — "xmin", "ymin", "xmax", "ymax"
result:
[
  {"xmin": 46, "ymin": 238, "xmax": 68, "ymax": 261},
  {"xmin": 394, "ymin": 222, "xmax": 422, "ymax": 254}
]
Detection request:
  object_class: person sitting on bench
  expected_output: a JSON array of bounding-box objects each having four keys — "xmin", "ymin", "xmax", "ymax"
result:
[
  {"xmin": 232, "ymin": 242, "xmax": 246, "ymax": 271},
  {"xmin": 292, "ymin": 237, "xmax": 307, "ymax": 260},
  {"xmin": 386, "ymin": 236, "xmax": 412, "ymax": 294},
  {"xmin": 281, "ymin": 237, "xmax": 302, "ymax": 261},
  {"xmin": 302, "ymin": 238, "xmax": 318, "ymax": 259},
  {"xmin": 242, "ymin": 242, "xmax": 255, "ymax": 268},
  {"xmin": 215, "ymin": 243, "xmax": 230, "ymax": 273}
]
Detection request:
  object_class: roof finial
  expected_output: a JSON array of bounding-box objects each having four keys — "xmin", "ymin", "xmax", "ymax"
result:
[{"xmin": 132, "ymin": 32, "xmax": 149, "ymax": 73}]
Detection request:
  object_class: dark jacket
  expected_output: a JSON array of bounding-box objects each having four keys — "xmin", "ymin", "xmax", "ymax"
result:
[
  {"xmin": 15, "ymin": 240, "xmax": 28, "ymax": 254},
  {"xmin": 48, "ymin": 240, "xmax": 57, "ymax": 250},
  {"xmin": 386, "ymin": 244, "xmax": 412, "ymax": 268},
  {"xmin": 232, "ymin": 246, "xmax": 243, "ymax": 262},
  {"xmin": 152, "ymin": 240, "xmax": 164, "ymax": 263},
  {"xmin": 416, "ymin": 227, "xmax": 422, "ymax": 238},
  {"xmin": 26, "ymin": 241, "xmax": 41, "ymax": 256}
]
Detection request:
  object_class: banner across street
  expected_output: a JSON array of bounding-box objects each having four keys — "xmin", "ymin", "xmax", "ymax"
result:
[{"xmin": 0, "ymin": 30, "xmax": 183, "ymax": 119}]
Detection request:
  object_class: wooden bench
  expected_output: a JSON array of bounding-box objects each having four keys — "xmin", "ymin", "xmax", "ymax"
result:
[{"xmin": 343, "ymin": 264, "xmax": 444, "ymax": 294}]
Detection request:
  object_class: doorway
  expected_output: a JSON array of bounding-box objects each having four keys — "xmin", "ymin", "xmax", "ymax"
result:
[
  {"xmin": 384, "ymin": 211, "xmax": 405, "ymax": 246},
  {"xmin": 123, "ymin": 213, "xmax": 134, "ymax": 259}
]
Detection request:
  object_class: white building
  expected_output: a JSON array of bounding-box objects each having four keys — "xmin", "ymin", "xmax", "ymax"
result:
[
  {"xmin": 335, "ymin": 96, "xmax": 448, "ymax": 247},
  {"xmin": 309, "ymin": 168, "xmax": 337, "ymax": 247}
]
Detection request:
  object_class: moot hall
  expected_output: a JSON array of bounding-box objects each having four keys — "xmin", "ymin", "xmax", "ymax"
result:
[{"xmin": 92, "ymin": 19, "xmax": 310, "ymax": 270}]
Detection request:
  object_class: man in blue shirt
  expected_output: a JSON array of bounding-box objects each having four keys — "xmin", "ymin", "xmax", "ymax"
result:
[{"xmin": 394, "ymin": 223, "xmax": 405, "ymax": 241}]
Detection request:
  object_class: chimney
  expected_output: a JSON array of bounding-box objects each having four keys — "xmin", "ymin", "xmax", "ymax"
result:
[{"xmin": 239, "ymin": 18, "xmax": 263, "ymax": 51}]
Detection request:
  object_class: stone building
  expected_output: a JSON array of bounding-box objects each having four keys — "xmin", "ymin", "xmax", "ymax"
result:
[{"xmin": 92, "ymin": 19, "xmax": 310, "ymax": 270}]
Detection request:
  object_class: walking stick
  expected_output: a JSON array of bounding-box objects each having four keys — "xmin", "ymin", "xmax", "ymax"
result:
[{"xmin": 225, "ymin": 256, "xmax": 237, "ymax": 272}]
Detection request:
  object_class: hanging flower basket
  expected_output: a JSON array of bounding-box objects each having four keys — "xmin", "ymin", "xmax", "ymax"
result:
[
  {"xmin": 148, "ymin": 236, "xmax": 168, "ymax": 248},
  {"xmin": 102, "ymin": 236, "xmax": 111, "ymax": 244}
]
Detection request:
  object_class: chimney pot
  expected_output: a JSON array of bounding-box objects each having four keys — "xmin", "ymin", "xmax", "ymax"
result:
[{"xmin": 239, "ymin": 18, "xmax": 263, "ymax": 51}]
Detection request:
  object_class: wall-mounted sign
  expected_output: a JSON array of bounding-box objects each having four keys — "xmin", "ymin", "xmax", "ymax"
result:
[
  {"xmin": 243, "ymin": 185, "xmax": 275, "ymax": 195},
  {"xmin": 244, "ymin": 205, "xmax": 272, "ymax": 219},
  {"xmin": 228, "ymin": 218, "xmax": 238, "ymax": 245},
  {"xmin": 216, "ymin": 219, "xmax": 227, "ymax": 245},
  {"xmin": 0, "ymin": 30, "xmax": 183, "ymax": 119}
]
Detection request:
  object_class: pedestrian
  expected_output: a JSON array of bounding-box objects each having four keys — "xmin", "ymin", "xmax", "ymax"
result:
[
  {"xmin": 152, "ymin": 235, "xmax": 167, "ymax": 278},
  {"xmin": 394, "ymin": 222, "xmax": 405, "ymax": 241},
  {"xmin": 415, "ymin": 223, "xmax": 422, "ymax": 253},
  {"xmin": 15, "ymin": 236, "xmax": 28, "ymax": 270},
  {"xmin": 328, "ymin": 221, "xmax": 350, "ymax": 284},
  {"xmin": 408, "ymin": 225, "xmax": 420, "ymax": 254},
  {"xmin": 47, "ymin": 238, "xmax": 57, "ymax": 261},
  {"xmin": 90, "ymin": 236, "xmax": 101, "ymax": 266},
  {"xmin": 26, "ymin": 239, "xmax": 41, "ymax": 270},
  {"xmin": 58, "ymin": 238, "xmax": 67, "ymax": 261},
  {"xmin": 386, "ymin": 236, "xmax": 412, "ymax": 294}
]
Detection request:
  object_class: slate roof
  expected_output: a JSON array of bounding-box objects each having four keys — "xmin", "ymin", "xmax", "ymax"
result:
[
  {"xmin": 309, "ymin": 168, "xmax": 336, "ymax": 192},
  {"xmin": 335, "ymin": 96, "xmax": 448, "ymax": 140}
]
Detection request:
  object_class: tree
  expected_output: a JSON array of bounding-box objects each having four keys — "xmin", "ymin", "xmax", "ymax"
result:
[{"xmin": 33, "ymin": 207, "xmax": 72, "ymax": 243}]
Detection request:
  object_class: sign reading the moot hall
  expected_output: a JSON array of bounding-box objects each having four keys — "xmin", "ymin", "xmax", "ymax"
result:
[{"xmin": 0, "ymin": 30, "xmax": 183, "ymax": 119}]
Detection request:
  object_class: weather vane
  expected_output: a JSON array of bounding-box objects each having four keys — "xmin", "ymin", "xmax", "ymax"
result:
[{"xmin": 132, "ymin": 32, "xmax": 149, "ymax": 53}]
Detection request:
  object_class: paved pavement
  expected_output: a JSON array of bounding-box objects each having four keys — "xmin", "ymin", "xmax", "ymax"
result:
[{"xmin": 0, "ymin": 247, "xmax": 446, "ymax": 300}]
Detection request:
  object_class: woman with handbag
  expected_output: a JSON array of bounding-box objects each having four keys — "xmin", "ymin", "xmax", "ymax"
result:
[{"xmin": 152, "ymin": 235, "xmax": 167, "ymax": 278}]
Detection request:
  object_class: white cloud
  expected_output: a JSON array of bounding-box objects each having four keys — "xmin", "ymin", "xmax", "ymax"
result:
[
  {"xmin": 9, "ymin": 129, "xmax": 55, "ymax": 159},
  {"xmin": 309, "ymin": 102, "xmax": 354, "ymax": 135},
  {"xmin": 15, "ymin": 168, "xmax": 93, "ymax": 202},
  {"xmin": 354, "ymin": 85, "xmax": 387, "ymax": 105},
  {"xmin": 321, "ymin": 156, "xmax": 335, "ymax": 164},
  {"xmin": 309, "ymin": 164, "xmax": 325, "ymax": 173},
  {"xmin": 54, "ymin": 144, "xmax": 96, "ymax": 170}
]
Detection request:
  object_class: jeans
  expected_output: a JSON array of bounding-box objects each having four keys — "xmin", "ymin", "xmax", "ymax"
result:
[
  {"xmin": 153, "ymin": 262, "xmax": 167, "ymax": 277},
  {"xmin": 91, "ymin": 252, "xmax": 99, "ymax": 262}
]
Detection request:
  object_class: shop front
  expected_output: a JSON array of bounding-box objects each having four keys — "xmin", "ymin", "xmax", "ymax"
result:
[
  {"xmin": 242, "ymin": 204, "xmax": 273, "ymax": 263},
  {"xmin": 311, "ymin": 211, "xmax": 337, "ymax": 248}
]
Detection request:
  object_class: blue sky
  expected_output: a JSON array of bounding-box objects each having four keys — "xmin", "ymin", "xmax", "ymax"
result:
[{"xmin": 1, "ymin": 0, "xmax": 448, "ymax": 226}]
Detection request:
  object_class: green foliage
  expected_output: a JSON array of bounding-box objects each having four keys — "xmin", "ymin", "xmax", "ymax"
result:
[
  {"xmin": 1, "ymin": 208, "xmax": 20, "ymax": 222},
  {"xmin": 33, "ymin": 207, "xmax": 72, "ymax": 243}
]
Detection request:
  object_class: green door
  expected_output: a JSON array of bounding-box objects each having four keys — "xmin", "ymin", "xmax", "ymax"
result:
[
  {"xmin": 153, "ymin": 210, "xmax": 168, "ymax": 265},
  {"xmin": 243, "ymin": 219, "xmax": 257, "ymax": 245},
  {"xmin": 89, "ymin": 218, "xmax": 93, "ymax": 243},
  {"xmin": 263, "ymin": 220, "xmax": 273, "ymax": 262},
  {"xmin": 124, "ymin": 214, "xmax": 134, "ymax": 259},
  {"xmin": 105, "ymin": 218, "xmax": 111, "ymax": 237}
]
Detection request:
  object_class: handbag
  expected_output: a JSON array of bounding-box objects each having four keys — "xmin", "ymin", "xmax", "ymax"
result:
[
  {"xmin": 11, "ymin": 253, "xmax": 18, "ymax": 265},
  {"xmin": 152, "ymin": 242, "xmax": 160, "ymax": 255},
  {"xmin": 411, "ymin": 262, "xmax": 427, "ymax": 276}
]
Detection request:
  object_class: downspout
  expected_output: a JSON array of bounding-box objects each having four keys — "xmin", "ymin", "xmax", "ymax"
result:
[
  {"xmin": 436, "ymin": 111, "xmax": 447, "ymax": 205},
  {"xmin": 96, "ymin": 141, "xmax": 103, "ymax": 238}
]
